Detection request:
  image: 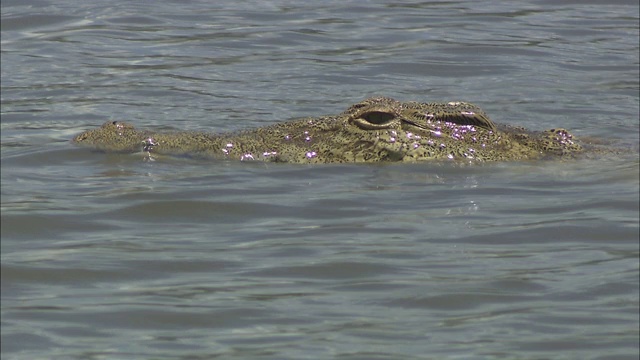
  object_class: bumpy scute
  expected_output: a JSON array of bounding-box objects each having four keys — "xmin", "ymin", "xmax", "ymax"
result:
[{"xmin": 73, "ymin": 97, "xmax": 589, "ymax": 163}]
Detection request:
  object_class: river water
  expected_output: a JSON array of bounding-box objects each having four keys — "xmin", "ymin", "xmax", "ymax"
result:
[{"xmin": 1, "ymin": 1, "xmax": 639, "ymax": 359}]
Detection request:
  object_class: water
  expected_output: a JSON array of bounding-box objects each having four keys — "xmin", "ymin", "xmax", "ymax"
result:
[{"xmin": 1, "ymin": 1, "xmax": 639, "ymax": 359}]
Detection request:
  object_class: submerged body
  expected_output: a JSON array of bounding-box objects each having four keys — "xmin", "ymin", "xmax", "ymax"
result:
[{"xmin": 74, "ymin": 97, "xmax": 585, "ymax": 163}]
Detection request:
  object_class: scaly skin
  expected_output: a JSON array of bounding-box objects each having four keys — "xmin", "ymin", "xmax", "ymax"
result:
[{"xmin": 73, "ymin": 97, "xmax": 584, "ymax": 163}]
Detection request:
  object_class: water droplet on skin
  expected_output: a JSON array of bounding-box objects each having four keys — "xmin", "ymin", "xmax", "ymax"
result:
[
  {"xmin": 142, "ymin": 137, "xmax": 158, "ymax": 152},
  {"xmin": 303, "ymin": 131, "xmax": 312, "ymax": 142}
]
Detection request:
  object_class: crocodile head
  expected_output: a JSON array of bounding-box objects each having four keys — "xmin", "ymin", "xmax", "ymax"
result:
[
  {"xmin": 73, "ymin": 97, "xmax": 584, "ymax": 163},
  {"xmin": 73, "ymin": 120, "xmax": 150, "ymax": 153},
  {"xmin": 281, "ymin": 97, "xmax": 582, "ymax": 162}
]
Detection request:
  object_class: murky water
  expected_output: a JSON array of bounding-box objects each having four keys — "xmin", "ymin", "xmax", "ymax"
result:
[{"xmin": 2, "ymin": 1, "xmax": 639, "ymax": 359}]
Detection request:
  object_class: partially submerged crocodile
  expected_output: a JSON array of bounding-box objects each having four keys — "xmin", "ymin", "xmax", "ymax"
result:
[{"xmin": 73, "ymin": 97, "xmax": 588, "ymax": 163}]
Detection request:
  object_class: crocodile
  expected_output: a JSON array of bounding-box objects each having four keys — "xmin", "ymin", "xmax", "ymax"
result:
[{"xmin": 73, "ymin": 97, "xmax": 587, "ymax": 163}]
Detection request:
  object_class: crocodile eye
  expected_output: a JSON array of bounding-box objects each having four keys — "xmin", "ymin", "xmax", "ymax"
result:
[
  {"xmin": 352, "ymin": 111, "xmax": 397, "ymax": 130},
  {"xmin": 363, "ymin": 111, "xmax": 395, "ymax": 124}
]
